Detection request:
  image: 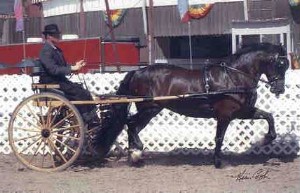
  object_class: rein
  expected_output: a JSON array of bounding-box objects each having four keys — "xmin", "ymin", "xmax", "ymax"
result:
[
  {"xmin": 219, "ymin": 63, "xmax": 272, "ymax": 86},
  {"xmin": 202, "ymin": 61, "xmax": 275, "ymax": 95}
]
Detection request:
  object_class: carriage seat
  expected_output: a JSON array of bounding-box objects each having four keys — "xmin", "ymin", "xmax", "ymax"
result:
[{"xmin": 27, "ymin": 59, "xmax": 63, "ymax": 96}]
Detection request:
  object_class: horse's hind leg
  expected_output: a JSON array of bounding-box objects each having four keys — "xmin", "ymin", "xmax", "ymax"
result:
[{"xmin": 127, "ymin": 106, "xmax": 162, "ymax": 163}]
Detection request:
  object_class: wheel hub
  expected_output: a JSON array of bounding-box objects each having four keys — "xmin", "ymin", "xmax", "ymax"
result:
[{"xmin": 41, "ymin": 129, "xmax": 51, "ymax": 138}]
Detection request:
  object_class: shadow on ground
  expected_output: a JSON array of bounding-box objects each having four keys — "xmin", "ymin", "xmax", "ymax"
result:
[{"xmin": 72, "ymin": 134, "xmax": 299, "ymax": 170}]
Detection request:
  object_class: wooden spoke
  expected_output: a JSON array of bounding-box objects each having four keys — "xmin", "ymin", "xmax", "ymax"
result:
[
  {"xmin": 45, "ymin": 100, "xmax": 56, "ymax": 127},
  {"xmin": 48, "ymin": 138, "xmax": 68, "ymax": 163},
  {"xmin": 49, "ymin": 105, "xmax": 63, "ymax": 128},
  {"xmin": 41, "ymin": 139, "xmax": 46, "ymax": 168},
  {"xmin": 28, "ymin": 139, "xmax": 44, "ymax": 164},
  {"xmin": 51, "ymin": 124, "xmax": 80, "ymax": 133},
  {"xmin": 15, "ymin": 133, "xmax": 41, "ymax": 143},
  {"xmin": 16, "ymin": 113, "xmax": 41, "ymax": 130},
  {"xmin": 55, "ymin": 130, "xmax": 79, "ymax": 138},
  {"xmin": 47, "ymin": 140, "xmax": 56, "ymax": 168},
  {"xmin": 13, "ymin": 127, "xmax": 40, "ymax": 133},
  {"xmin": 36, "ymin": 98, "xmax": 46, "ymax": 127},
  {"xmin": 54, "ymin": 138, "xmax": 76, "ymax": 153},
  {"xmin": 86, "ymin": 127, "xmax": 98, "ymax": 134},
  {"xmin": 19, "ymin": 136, "xmax": 42, "ymax": 154},
  {"xmin": 51, "ymin": 112, "xmax": 75, "ymax": 129},
  {"xmin": 25, "ymin": 104, "xmax": 43, "ymax": 128},
  {"xmin": 46, "ymin": 108, "xmax": 54, "ymax": 127},
  {"xmin": 52, "ymin": 133, "xmax": 80, "ymax": 141}
]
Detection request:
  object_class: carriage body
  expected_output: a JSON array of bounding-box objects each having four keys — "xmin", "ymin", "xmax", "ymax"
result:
[
  {"xmin": 7, "ymin": 61, "xmax": 87, "ymax": 171},
  {"xmin": 7, "ymin": 60, "xmax": 139, "ymax": 172}
]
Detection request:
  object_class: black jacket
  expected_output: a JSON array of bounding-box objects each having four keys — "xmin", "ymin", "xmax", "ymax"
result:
[{"xmin": 39, "ymin": 42, "xmax": 72, "ymax": 83}]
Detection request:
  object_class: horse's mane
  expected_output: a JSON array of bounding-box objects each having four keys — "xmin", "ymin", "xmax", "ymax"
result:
[
  {"xmin": 145, "ymin": 43, "xmax": 285, "ymax": 70},
  {"xmin": 232, "ymin": 43, "xmax": 285, "ymax": 60}
]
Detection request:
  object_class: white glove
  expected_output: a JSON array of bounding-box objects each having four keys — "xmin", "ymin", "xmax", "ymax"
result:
[{"xmin": 71, "ymin": 60, "xmax": 86, "ymax": 71}]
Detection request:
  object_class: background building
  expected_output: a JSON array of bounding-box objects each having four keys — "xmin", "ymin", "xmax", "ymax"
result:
[{"xmin": 0, "ymin": 0, "xmax": 299, "ymax": 67}]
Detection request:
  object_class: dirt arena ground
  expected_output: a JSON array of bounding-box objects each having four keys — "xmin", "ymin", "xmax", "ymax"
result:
[{"xmin": 0, "ymin": 153, "xmax": 299, "ymax": 193}]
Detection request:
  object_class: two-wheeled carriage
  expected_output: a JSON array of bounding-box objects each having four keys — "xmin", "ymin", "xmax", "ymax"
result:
[
  {"xmin": 7, "ymin": 60, "xmax": 196, "ymax": 172},
  {"xmin": 7, "ymin": 60, "xmax": 90, "ymax": 172}
]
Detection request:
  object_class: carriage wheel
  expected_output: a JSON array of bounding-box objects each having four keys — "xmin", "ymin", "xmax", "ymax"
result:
[{"xmin": 8, "ymin": 92, "xmax": 85, "ymax": 172}]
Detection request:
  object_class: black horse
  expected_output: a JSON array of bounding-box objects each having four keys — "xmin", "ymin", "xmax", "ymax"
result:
[{"xmin": 94, "ymin": 43, "xmax": 289, "ymax": 168}]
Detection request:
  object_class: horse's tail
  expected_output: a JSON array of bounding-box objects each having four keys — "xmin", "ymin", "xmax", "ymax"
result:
[{"xmin": 94, "ymin": 71, "xmax": 136, "ymax": 156}]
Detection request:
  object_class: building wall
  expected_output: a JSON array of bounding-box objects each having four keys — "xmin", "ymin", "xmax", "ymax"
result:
[
  {"xmin": 0, "ymin": 17, "xmax": 41, "ymax": 45},
  {"xmin": 153, "ymin": 2, "xmax": 244, "ymax": 37},
  {"xmin": 0, "ymin": 0, "xmax": 14, "ymax": 15},
  {"xmin": 247, "ymin": 0, "xmax": 294, "ymax": 19},
  {"xmin": 44, "ymin": 8, "xmax": 147, "ymax": 45},
  {"xmin": 1, "ymin": 0, "xmax": 299, "ymax": 63},
  {"xmin": 0, "ymin": 1, "xmax": 42, "ymax": 45}
]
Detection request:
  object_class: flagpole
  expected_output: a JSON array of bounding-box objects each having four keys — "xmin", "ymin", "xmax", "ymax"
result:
[
  {"xmin": 80, "ymin": 0, "xmax": 85, "ymax": 38},
  {"xmin": 21, "ymin": 1, "xmax": 26, "ymax": 61},
  {"xmin": 104, "ymin": 0, "xmax": 121, "ymax": 73},
  {"xmin": 22, "ymin": 29, "xmax": 26, "ymax": 60},
  {"xmin": 148, "ymin": 0, "xmax": 154, "ymax": 65},
  {"xmin": 14, "ymin": 0, "xmax": 26, "ymax": 60},
  {"xmin": 142, "ymin": 0, "xmax": 148, "ymax": 35},
  {"xmin": 188, "ymin": 21, "xmax": 193, "ymax": 70}
]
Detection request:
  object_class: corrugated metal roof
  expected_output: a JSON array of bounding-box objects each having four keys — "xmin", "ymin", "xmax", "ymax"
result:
[
  {"xmin": 232, "ymin": 18, "xmax": 290, "ymax": 29},
  {"xmin": 153, "ymin": 2, "xmax": 244, "ymax": 37}
]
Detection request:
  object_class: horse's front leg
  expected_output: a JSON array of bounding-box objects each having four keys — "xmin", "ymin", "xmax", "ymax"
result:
[
  {"xmin": 251, "ymin": 108, "xmax": 277, "ymax": 145},
  {"xmin": 237, "ymin": 107, "xmax": 277, "ymax": 145},
  {"xmin": 214, "ymin": 119, "xmax": 230, "ymax": 168}
]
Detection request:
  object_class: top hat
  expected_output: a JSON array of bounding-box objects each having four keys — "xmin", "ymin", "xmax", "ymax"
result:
[{"xmin": 42, "ymin": 24, "xmax": 61, "ymax": 35}]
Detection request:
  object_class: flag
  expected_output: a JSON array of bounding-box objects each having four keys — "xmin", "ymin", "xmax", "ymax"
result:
[
  {"xmin": 103, "ymin": 9, "xmax": 127, "ymax": 28},
  {"xmin": 189, "ymin": 4, "xmax": 213, "ymax": 19},
  {"xmin": 14, "ymin": 0, "xmax": 24, "ymax": 32},
  {"xmin": 177, "ymin": 0, "xmax": 190, "ymax": 23},
  {"xmin": 289, "ymin": 0, "xmax": 300, "ymax": 6}
]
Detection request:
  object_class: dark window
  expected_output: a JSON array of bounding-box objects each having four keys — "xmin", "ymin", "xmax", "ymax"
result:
[
  {"xmin": 241, "ymin": 35, "xmax": 260, "ymax": 47},
  {"xmin": 170, "ymin": 35, "xmax": 231, "ymax": 59}
]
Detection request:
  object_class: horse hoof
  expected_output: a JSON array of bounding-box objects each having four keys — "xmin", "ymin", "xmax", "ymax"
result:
[
  {"xmin": 94, "ymin": 146, "xmax": 109, "ymax": 160},
  {"xmin": 261, "ymin": 135, "xmax": 276, "ymax": 146},
  {"xmin": 214, "ymin": 158, "xmax": 222, "ymax": 169},
  {"xmin": 128, "ymin": 149, "xmax": 143, "ymax": 164}
]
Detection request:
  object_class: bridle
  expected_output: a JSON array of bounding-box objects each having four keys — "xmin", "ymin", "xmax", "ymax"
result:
[
  {"xmin": 268, "ymin": 55, "xmax": 289, "ymax": 82},
  {"xmin": 218, "ymin": 55, "xmax": 289, "ymax": 86}
]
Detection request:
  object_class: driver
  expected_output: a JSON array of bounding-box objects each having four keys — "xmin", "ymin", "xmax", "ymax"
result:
[{"xmin": 39, "ymin": 24, "xmax": 99, "ymax": 127}]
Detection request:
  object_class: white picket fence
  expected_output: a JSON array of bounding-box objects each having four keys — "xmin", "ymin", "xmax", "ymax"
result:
[{"xmin": 0, "ymin": 71, "xmax": 300, "ymax": 155}]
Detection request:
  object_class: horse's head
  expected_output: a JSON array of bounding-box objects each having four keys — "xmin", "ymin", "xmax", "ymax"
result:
[
  {"xmin": 264, "ymin": 45, "xmax": 289, "ymax": 96},
  {"xmin": 234, "ymin": 43, "xmax": 289, "ymax": 96}
]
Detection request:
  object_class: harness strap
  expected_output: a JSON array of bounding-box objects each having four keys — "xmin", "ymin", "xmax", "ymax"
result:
[
  {"xmin": 204, "ymin": 64, "xmax": 210, "ymax": 93},
  {"xmin": 185, "ymin": 87, "xmax": 256, "ymax": 98},
  {"xmin": 220, "ymin": 63, "xmax": 271, "ymax": 85}
]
